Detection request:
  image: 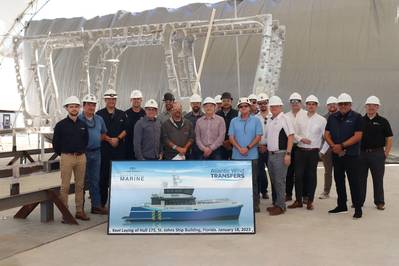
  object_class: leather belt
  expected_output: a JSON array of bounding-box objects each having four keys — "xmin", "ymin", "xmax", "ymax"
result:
[
  {"xmin": 298, "ymin": 147, "xmax": 320, "ymax": 151},
  {"xmin": 362, "ymin": 147, "xmax": 384, "ymax": 153},
  {"xmin": 64, "ymin": 152, "xmax": 84, "ymax": 156},
  {"xmin": 270, "ymin": 150, "xmax": 286, "ymax": 155}
]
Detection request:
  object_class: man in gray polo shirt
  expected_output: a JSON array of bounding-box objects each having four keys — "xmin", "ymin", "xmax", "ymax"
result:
[
  {"xmin": 161, "ymin": 102, "xmax": 194, "ymax": 160},
  {"xmin": 134, "ymin": 99, "xmax": 162, "ymax": 160}
]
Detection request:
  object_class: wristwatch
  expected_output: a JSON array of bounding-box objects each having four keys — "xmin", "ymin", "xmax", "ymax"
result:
[
  {"xmin": 286, "ymin": 151, "xmax": 291, "ymax": 156},
  {"xmin": 246, "ymin": 145, "xmax": 251, "ymax": 150}
]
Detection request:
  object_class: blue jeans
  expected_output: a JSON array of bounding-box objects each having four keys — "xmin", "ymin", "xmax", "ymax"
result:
[{"xmin": 85, "ymin": 149, "xmax": 101, "ymax": 208}]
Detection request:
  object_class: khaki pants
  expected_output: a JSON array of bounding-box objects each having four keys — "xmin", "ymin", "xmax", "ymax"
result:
[
  {"xmin": 60, "ymin": 153, "xmax": 86, "ymax": 213},
  {"xmin": 320, "ymin": 148, "xmax": 333, "ymax": 194}
]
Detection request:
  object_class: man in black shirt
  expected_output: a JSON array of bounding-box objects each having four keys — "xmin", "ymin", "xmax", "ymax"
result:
[
  {"xmin": 125, "ymin": 90, "xmax": 145, "ymax": 160},
  {"xmin": 360, "ymin": 96, "xmax": 393, "ymax": 210},
  {"xmin": 96, "ymin": 89, "xmax": 128, "ymax": 207},
  {"xmin": 52, "ymin": 96, "xmax": 89, "ymax": 222},
  {"xmin": 185, "ymin": 94, "xmax": 204, "ymax": 160},
  {"xmin": 216, "ymin": 92, "xmax": 238, "ymax": 160},
  {"xmin": 325, "ymin": 93, "xmax": 363, "ymax": 219}
]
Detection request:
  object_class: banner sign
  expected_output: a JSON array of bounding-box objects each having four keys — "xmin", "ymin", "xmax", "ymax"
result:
[{"xmin": 108, "ymin": 160, "xmax": 255, "ymax": 235}]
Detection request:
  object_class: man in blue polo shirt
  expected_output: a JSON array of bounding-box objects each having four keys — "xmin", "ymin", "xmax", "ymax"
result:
[
  {"xmin": 79, "ymin": 94, "xmax": 108, "ymax": 215},
  {"xmin": 229, "ymin": 97, "xmax": 263, "ymax": 212},
  {"xmin": 325, "ymin": 93, "xmax": 363, "ymax": 219}
]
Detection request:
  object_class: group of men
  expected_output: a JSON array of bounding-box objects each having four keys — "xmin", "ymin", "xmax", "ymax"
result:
[{"xmin": 52, "ymin": 88, "xmax": 393, "ymax": 222}]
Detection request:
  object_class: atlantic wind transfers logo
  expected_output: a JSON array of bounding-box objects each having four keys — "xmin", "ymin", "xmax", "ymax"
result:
[
  {"xmin": 210, "ymin": 168, "xmax": 245, "ymax": 181},
  {"xmin": 119, "ymin": 167, "xmax": 144, "ymax": 182}
]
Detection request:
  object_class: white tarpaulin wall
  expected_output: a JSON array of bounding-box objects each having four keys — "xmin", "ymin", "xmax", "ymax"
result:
[{"xmin": 23, "ymin": 0, "xmax": 399, "ymax": 142}]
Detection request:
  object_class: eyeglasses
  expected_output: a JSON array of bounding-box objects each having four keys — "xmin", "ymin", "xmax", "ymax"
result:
[
  {"xmin": 258, "ymin": 101, "xmax": 268, "ymax": 105},
  {"xmin": 250, "ymin": 100, "xmax": 257, "ymax": 104}
]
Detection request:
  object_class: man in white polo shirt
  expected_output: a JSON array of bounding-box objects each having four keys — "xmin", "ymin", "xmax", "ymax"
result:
[
  {"xmin": 265, "ymin": 96, "xmax": 295, "ymax": 215},
  {"xmin": 288, "ymin": 95, "xmax": 327, "ymax": 210}
]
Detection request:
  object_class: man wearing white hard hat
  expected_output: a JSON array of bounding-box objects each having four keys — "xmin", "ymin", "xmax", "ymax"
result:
[
  {"xmin": 255, "ymin": 93, "xmax": 272, "ymax": 200},
  {"xmin": 288, "ymin": 95, "xmax": 326, "ymax": 210},
  {"xmin": 214, "ymin": 95, "xmax": 222, "ymax": 112},
  {"xmin": 134, "ymin": 99, "xmax": 163, "ymax": 160},
  {"xmin": 162, "ymin": 102, "xmax": 194, "ymax": 160},
  {"xmin": 79, "ymin": 94, "xmax": 108, "ymax": 215},
  {"xmin": 248, "ymin": 93, "xmax": 259, "ymax": 115},
  {"xmin": 319, "ymin": 96, "xmax": 338, "ymax": 199},
  {"xmin": 265, "ymin": 96, "xmax": 294, "ymax": 215},
  {"xmin": 185, "ymin": 94, "xmax": 204, "ymax": 160},
  {"xmin": 53, "ymin": 96, "xmax": 90, "ymax": 222},
  {"xmin": 359, "ymin": 96, "xmax": 393, "ymax": 210},
  {"xmin": 195, "ymin": 97, "xmax": 226, "ymax": 160},
  {"xmin": 125, "ymin": 90, "xmax": 145, "ymax": 160},
  {"xmin": 285, "ymin": 92, "xmax": 307, "ymax": 202},
  {"xmin": 96, "ymin": 89, "xmax": 128, "ymax": 208},
  {"xmin": 229, "ymin": 97, "xmax": 263, "ymax": 212},
  {"xmin": 325, "ymin": 93, "xmax": 363, "ymax": 219}
]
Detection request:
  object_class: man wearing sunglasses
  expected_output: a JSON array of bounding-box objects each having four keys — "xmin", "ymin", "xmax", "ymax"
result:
[
  {"xmin": 255, "ymin": 93, "xmax": 272, "ymax": 200},
  {"xmin": 325, "ymin": 93, "xmax": 363, "ymax": 219},
  {"xmin": 228, "ymin": 97, "xmax": 263, "ymax": 212},
  {"xmin": 248, "ymin": 93, "xmax": 259, "ymax": 115},
  {"xmin": 216, "ymin": 92, "xmax": 239, "ymax": 160}
]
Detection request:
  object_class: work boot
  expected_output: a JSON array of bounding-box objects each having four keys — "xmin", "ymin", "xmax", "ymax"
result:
[
  {"xmin": 288, "ymin": 200, "xmax": 303, "ymax": 209},
  {"xmin": 266, "ymin": 205, "xmax": 276, "ymax": 212},
  {"xmin": 306, "ymin": 201, "xmax": 314, "ymax": 210},
  {"xmin": 75, "ymin": 211, "xmax": 90, "ymax": 221},
  {"xmin": 262, "ymin": 193, "xmax": 269, "ymax": 199},
  {"xmin": 91, "ymin": 206, "xmax": 108, "ymax": 215},
  {"xmin": 269, "ymin": 207, "xmax": 285, "ymax": 216},
  {"xmin": 376, "ymin": 204, "xmax": 385, "ymax": 210}
]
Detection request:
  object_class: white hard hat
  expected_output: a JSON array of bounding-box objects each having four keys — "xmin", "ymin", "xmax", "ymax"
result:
[
  {"xmin": 257, "ymin": 93, "xmax": 269, "ymax": 102},
  {"xmin": 289, "ymin": 92, "xmax": 302, "ymax": 101},
  {"xmin": 63, "ymin": 96, "xmax": 80, "ymax": 107},
  {"xmin": 326, "ymin": 96, "xmax": 338, "ymax": 105},
  {"xmin": 337, "ymin": 93, "xmax": 352, "ymax": 103},
  {"xmin": 237, "ymin": 97, "xmax": 251, "ymax": 107},
  {"xmin": 144, "ymin": 99, "xmax": 158, "ymax": 109},
  {"xmin": 269, "ymin": 96, "xmax": 284, "ymax": 106},
  {"xmin": 305, "ymin": 95, "xmax": 319, "ymax": 104},
  {"xmin": 130, "ymin": 90, "xmax": 143, "ymax": 99},
  {"xmin": 248, "ymin": 94, "xmax": 258, "ymax": 101},
  {"xmin": 203, "ymin": 97, "xmax": 216, "ymax": 105},
  {"xmin": 82, "ymin": 94, "xmax": 97, "ymax": 104},
  {"xmin": 365, "ymin": 96, "xmax": 380, "ymax": 105},
  {"xmin": 190, "ymin": 94, "xmax": 202, "ymax": 103},
  {"xmin": 103, "ymin": 89, "xmax": 118, "ymax": 99},
  {"xmin": 214, "ymin": 95, "xmax": 222, "ymax": 103}
]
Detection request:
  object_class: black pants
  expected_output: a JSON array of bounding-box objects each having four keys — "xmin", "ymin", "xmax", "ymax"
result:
[
  {"xmin": 100, "ymin": 143, "xmax": 125, "ymax": 206},
  {"xmin": 286, "ymin": 145, "xmax": 297, "ymax": 197},
  {"xmin": 257, "ymin": 151, "xmax": 269, "ymax": 195},
  {"xmin": 359, "ymin": 149, "xmax": 386, "ymax": 206},
  {"xmin": 294, "ymin": 149, "xmax": 319, "ymax": 202},
  {"xmin": 252, "ymin": 160, "xmax": 260, "ymax": 207},
  {"xmin": 220, "ymin": 146, "xmax": 232, "ymax": 160},
  {"xmin": 332, "ymin": 154, "xmax": 362, "ymax": 209}
]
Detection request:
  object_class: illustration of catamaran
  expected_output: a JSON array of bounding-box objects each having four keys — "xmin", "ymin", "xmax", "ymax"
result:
[{"xmin": 122, "ymin": 175, "xmax": 243, "ymax": 221}]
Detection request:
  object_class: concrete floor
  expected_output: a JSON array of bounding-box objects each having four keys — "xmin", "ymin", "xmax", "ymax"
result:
[{"xmin": 1, "ymin": 166, "xmax": 399, "ymax": 266}]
